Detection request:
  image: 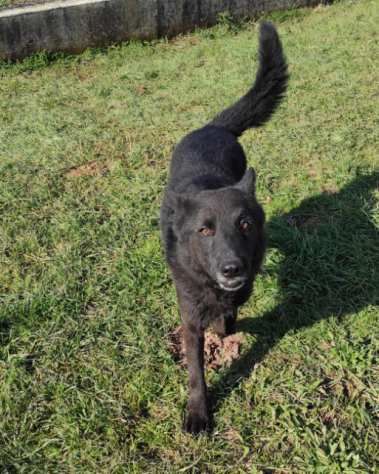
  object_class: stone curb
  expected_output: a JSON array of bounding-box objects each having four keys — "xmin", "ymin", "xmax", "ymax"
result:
[{"xmin": 0, "ymin": 0, "xmax": 326, "ymax": 61}]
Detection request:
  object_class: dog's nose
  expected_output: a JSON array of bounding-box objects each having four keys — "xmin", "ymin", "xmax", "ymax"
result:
[{"xmin": 222, "ymin": 262, "xmax": 241, "ymax": 278}]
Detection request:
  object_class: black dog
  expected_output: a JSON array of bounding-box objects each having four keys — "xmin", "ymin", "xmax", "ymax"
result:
[{"xmin": 160, "ymin": 22, "xmax": 288, "ymax": 434}]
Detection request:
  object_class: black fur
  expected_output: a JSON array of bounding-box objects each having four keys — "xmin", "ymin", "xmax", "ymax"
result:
[
  {"xmin": 210, "ymin": 21, "xmax": 288, "ymax": 136},
  {"xmin": 160, "ymin": 21, "xmax": 288, "ymax": 434}
]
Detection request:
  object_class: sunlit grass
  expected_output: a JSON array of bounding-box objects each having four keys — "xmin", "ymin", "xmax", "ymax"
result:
[{"xmin": 0, "ymin": 1, "xmax": 378, "ymax": 472}]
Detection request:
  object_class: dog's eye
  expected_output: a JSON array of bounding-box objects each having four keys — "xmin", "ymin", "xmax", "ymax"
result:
[
  {"xmin": 199, "ymin": 226, "xmax": 215, "ymax": 237},
  {"xmin": 239, "ymin": 219, "xmax": 251, "ymax": 233}
]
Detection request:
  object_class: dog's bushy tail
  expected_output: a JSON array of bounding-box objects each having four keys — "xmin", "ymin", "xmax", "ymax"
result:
[{"xmin": 210, "ymin": 21, "xmax": 288, "ymax": 137}]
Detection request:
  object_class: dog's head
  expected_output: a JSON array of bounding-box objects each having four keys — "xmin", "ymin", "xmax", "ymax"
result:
[{"xmin": 167, "ymin": 168, "xmax": 265, "ymax": 291}]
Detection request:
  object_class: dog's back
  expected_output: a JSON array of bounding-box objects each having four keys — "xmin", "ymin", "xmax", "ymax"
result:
[
  {"xmin": 163, "ymin": 22, "xmax": 287, "ymax": 196},
  {"xmin": 160, "ymin": 21, "xmax": 288, "ymax": 434}
]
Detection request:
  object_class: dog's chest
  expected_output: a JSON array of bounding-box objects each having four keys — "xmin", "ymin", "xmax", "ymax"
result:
[{"xmin": 193, "ymin": 288, "xmax": 237, "ymax": 328}]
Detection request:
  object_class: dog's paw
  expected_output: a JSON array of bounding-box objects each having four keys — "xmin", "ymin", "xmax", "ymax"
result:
[{"xmin": 183, "ymin": 410, "xmax": 211, "ymax": 435}]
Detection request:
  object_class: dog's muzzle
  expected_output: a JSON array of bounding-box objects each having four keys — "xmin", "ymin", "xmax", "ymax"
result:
[{"xmin": 216, "ymin": 274, "xmax": 247, "ymax": 292}]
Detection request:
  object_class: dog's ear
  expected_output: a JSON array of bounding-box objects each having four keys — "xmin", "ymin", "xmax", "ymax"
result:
[
  {"xmin": 235, "ymin": 167, "xmax": 256, "ymax": 196},
  {"xmin": 165, "ymin": 191, "xmax": 195, "ymax": 211},
  {"xmin": 166, "ymin": 191, "xmax": 197, "ymax": 233}
]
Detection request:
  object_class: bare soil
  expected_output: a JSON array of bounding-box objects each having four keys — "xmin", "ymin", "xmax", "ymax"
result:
[{"xmin": 169, "ymin": 325, "xmax": 246, "ymax": 370}]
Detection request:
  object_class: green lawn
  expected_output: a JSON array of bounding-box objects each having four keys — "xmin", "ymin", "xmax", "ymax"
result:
[
  {"xmin": 0, "ymin": 1, "xmax": 378, "ymax": 472},
  {"xmin": 0, "ymin": 0, "xmax": 56, "ymax": 10}
]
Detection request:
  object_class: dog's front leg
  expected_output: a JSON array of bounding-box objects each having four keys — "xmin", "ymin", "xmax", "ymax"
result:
[
  {"xmin": 212, "ymin": 308, "xmax": 237, "ymax": 337},
  {"xmin": 182, "ymin": 322, "xmax": 210, "ymax": 434}
]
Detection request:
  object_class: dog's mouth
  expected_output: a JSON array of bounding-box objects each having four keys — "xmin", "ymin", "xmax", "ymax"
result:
[{"xmin": 216, "ymin": 276, "xmax": 247, "ymax": 292}]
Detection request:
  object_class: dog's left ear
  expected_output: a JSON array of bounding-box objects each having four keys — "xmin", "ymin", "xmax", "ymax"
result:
[{"xmin": 235, "ymin": 167, "xmax": 256, "ymax": 196}]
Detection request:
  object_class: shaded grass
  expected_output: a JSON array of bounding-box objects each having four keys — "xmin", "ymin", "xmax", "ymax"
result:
[{"xmin": 0, "ymin": 1, "xmax": 378, "ymax": 472}]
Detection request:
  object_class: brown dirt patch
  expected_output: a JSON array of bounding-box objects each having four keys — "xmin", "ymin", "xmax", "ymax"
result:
[
  {"xmin": 169, "ymin": 325, "xmax": 246, "ymax": 370},
  {"xmin": 65, "ymin": 160, "xmax": 108, "ymax": 178},
  {"xmin": 322, "ymin": 184, "xmax": 339, "ymax": 195},
  {"xmin": 135, "ymin": 84, "xmax": 148, "ymax": 96}
]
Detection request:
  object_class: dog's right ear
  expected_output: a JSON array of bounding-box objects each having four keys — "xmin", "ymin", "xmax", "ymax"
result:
[
  {"xmin": 165, "ymin": 191, "xmax": 179, "ymax": 209},
  {"xmin": 165, "ymin": 191, "xmax": 197, "ymax": 233},
  {"xmin": 165, "ymin": 191, "xmax": 197, "ymax": 216}
]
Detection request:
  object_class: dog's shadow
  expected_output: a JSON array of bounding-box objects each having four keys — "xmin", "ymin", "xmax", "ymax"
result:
[{"xmin": 210, "ymin": 171, "xmax": 379, "ymax": 409}]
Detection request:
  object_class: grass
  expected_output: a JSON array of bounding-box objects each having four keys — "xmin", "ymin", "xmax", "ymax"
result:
[
  {"xmin": 0, "ymin": 0, "xmax": 378, "ymax": 472},
  {"xmin": 0, "ymin": 0, "xmax": 60, "ymax": 10},
  {"xmin": 0, "ymin": 0, "xmax": 31, "ymax": 9}
]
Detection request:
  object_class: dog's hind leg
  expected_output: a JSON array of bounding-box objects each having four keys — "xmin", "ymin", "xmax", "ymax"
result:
[{"xmin": 211, "ymin": 309, "xmax": 237, "ymax": 337}]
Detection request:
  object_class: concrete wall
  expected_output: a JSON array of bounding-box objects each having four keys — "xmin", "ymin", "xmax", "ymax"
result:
[
  {"xmin": 156, "ymin": 0, "xmax": 324, "ymax": 36},
  {"xmin": 0, "ymin": 0, "xmax": 327, "ymax": 60}
]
